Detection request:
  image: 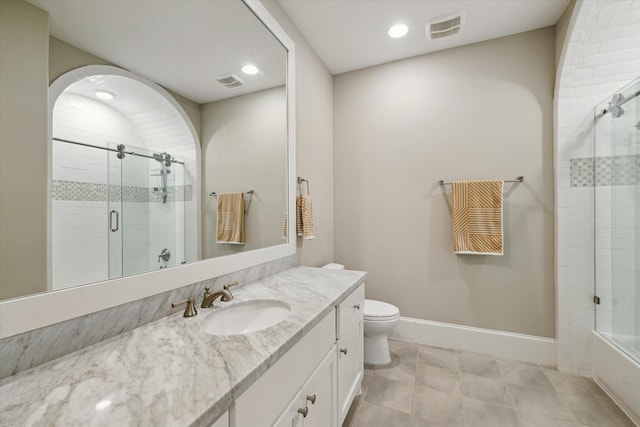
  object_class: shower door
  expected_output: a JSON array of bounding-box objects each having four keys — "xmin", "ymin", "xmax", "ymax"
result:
[
  {"xmin": 108, "ymin": 144, "xmax": 186, "ymax": 279},
  {"xmin": 594, "ymin": 77, "xmax": 640, "ymax": 363},
  {"xmin": 52, "ymin": 139, "xmax": 186, "ymax": 289}
]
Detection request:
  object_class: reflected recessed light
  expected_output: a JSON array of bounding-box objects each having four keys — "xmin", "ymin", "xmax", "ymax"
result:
[
  {"xmin": 241, "ymin": 65, "xmax": 259, "ymax": 75},
  {"xmin": 95, "ymin": 399, "xmax": 112, "ymax": 411},
  {"xmin": 388, "ymin": 24, "xmax": 409, "ymax": 38},
  {"xmin": 95, "ymin": 90, "xmax": 115, "ymax": 100}
]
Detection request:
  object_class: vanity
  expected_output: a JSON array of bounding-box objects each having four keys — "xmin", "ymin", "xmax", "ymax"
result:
[{"xmin": 0, "ymin": 267, "xmax": 366, "ymax": 426}]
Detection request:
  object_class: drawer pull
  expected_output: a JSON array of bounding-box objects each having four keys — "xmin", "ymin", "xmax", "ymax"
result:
[
  {"xmin": 298, "ymin": 407, "xmax": 309, "ymax": 418},
  {"xmin": 340, "ymin": 347, "xmax": 348, "ymax": 355},
  {"xmin": 353, "ymin": 304, "xmax": 360, "ymax": 310},
  {"xmin": 306, "ymin": 394, "xmax": 316, "ymax": 404}
]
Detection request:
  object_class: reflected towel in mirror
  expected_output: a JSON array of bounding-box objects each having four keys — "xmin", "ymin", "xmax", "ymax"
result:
[
  {"xmin": 216, "ymin": 192, "xmax": 245, "ymax": 244},
  {"xmin": 296, "ymin": 195, "xmax": 315, "ymax": 240}
]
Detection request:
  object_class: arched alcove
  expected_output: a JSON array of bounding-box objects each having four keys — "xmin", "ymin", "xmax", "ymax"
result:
[{"xmin": 49, "ymin": 65, "xmax": 200, "ymax": 289}]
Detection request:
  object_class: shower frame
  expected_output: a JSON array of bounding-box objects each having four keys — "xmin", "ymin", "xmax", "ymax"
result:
[
  {"xmin": 592, "ymin": 77, "xmax": 640, "ymax": 364},
  {"xmin": 50, "ymin": 137, "xmax": 186, "ymax": 289}
]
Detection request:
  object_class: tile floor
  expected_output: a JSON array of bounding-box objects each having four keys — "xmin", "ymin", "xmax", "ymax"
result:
[{"xmin": 342, "ymin": 339, "xmax": 635, "ymax": 427}]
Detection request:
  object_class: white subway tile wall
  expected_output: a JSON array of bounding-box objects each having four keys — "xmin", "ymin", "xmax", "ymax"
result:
[{"xmin": 556, "ymin": 0, "xmax": 639, "ymax": 375}]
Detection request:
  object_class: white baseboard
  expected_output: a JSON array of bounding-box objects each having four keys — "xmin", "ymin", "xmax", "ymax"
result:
[{"xmin": 389, "ymin": 316, "xmax": 557, "ymax": 366}]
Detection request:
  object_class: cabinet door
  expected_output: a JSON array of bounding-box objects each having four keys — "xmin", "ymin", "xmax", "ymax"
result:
[
  {"xmin": 275, "ymin": 347, "xmax": 337, "ymax": 427},
  {"xmin": 337, "ymin": 284, "xmax": 365, "ymax": 424},
  {"xmin": 300, "ymin": 347, "xmax": 337, "ymax": 427},
  {"xmin": 273, "ymin": 394, "xmax": 305, "ymax": 427},
  {"xmin": 234, "ymin": 313, "xmax": 335, "ymax": 427}
]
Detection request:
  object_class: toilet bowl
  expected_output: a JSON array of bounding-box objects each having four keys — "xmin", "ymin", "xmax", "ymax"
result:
[
  {"xmin": 322, "ymin": 263, "xmax": 400, "ymax": 366},
  {"xmin": 363, "ymin": 299, "xmax": 399, "ymax": 365}
]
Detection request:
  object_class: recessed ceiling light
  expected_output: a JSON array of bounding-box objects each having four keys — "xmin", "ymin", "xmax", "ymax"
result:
[
  {"xmin": 388, "ymin": 24, "xmax": 409, "ymax": 38},
  {"xmin": 95, "ymin": 90, "xmax": 115, "ymax": 100},
  {"xmin": 241, "ymin": 65, "xmax": 259, "ymax": 75}
]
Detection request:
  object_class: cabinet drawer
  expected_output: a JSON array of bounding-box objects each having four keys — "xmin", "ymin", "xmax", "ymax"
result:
[{"xmin": 233, "ymin": 312, "xmax": 336, "ymax": 427}]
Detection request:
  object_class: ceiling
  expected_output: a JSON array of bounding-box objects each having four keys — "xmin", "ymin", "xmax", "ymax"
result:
[
  {"xmin": 278, "ymin": 0, "xmax": 571, "ymax": 75},
  {"xmin": 62, "ymin": 75, "xmax": 195, "ymax": 156},
  {"xmin": 28, "ymin": 0, "xmax": 286, "ymax": 104}
]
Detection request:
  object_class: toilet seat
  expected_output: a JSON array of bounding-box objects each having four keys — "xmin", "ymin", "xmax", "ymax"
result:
[{"xmin": 364, "ymin": 299, "xmax": 399, "ymax": 321}]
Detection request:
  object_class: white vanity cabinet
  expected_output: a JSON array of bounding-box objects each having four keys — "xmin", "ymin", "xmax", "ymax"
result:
[
  {"xmin": 231, "ymin": 283, "xmax": 364, "ymax": 427},
  {"xmin": 336, "ymin": 284, "xmax": 365, "ymax": 425}
]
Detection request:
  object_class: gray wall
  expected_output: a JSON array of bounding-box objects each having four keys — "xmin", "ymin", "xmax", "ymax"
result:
[
  {"xmin": 333, "ymin": 28, "xmax": 556, "ymax": 338},
  {"xmin": 262, "ymin": 0, "xmax": 335, "ymax": 268},
  {"xmin": 201, "ymin": 87, "xmax": 287, "ymax": 258},
  {"xmin": 0, "ymin": 0, "xmax": 49, "ymax": 299}
]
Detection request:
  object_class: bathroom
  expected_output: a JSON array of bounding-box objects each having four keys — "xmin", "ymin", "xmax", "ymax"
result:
[{"xmin": 0, "ymin": 0, "xmax": 638, "ymax": 425}]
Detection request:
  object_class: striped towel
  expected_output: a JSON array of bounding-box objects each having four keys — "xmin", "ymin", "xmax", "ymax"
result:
[
  {"xmin": 296, "ymin": 194, "xmax": 315, "ymax": 240},
  {"xmin": 451, "ymin": 180, "xmax": 503, "ymax": 255},
  {"xmin": 216, "ymin": 192, "xmax": 245, "ymax": 244},
  {"xmin": 282, "ymin": 212, "xmax": 288, "ymax": 239}
]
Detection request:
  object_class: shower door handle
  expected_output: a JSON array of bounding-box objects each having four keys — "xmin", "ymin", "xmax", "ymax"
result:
[{"xmin": 110, "ymin": 210, "xmax": 119, "ymax": 232}]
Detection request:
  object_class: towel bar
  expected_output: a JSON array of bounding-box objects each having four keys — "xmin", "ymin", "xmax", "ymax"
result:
[
  {"xmin": 209, "ymin": 190, "xmax": 254, "ymax": 197},
  {"xmin": 438, "ymin": 176, "xmax": 524, "ymax": 186}
]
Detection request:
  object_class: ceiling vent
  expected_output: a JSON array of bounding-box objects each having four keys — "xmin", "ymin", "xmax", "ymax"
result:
[
  {"xmin": 427, "ymin": 12, "xmax": 464, "ymax": 40},
  {"xmin": 216, "ymin": 74, "xmax": 244, "ymax": 88}
]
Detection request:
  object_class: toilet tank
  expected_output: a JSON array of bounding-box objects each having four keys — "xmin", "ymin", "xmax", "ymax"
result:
[{"xmin": 322, "ymin": 263, "xmax": 345, "ymax": 270}]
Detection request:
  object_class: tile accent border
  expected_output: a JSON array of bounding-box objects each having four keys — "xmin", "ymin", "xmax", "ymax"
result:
[
  {"xmin": 52, "ymin": 180, "xmax": 194, "ymax": 202},
  {"xmin": 0, "ymin": 254, "xmax": 296, "ymax": 379},
  {"xmin": 570, "ymin": 155, "xmax": 640, "ymax": 187},
  {"xmin": 390, "ymin": 316, "xmax": 557, "ymax": 367}
]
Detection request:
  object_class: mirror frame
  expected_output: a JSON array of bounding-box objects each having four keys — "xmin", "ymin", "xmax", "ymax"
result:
[{"xmin": 0, "ymin": 0, "xmax": 296, "ymax": 339}]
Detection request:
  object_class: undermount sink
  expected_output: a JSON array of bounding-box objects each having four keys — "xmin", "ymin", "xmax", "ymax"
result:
[{"xmin": 199, "ymin": 299, "xmax": 291, "ymax": 336}]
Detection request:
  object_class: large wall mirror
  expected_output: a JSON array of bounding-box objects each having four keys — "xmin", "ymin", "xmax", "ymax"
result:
[{"xmin": 0, "ymin": 0, "xmax": 296, "ymax": 337}]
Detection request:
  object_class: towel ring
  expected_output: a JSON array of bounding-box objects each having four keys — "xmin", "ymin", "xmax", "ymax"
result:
[{"xmin": 297, "ymin": 177, "xmax": 310, "ymax": 195}]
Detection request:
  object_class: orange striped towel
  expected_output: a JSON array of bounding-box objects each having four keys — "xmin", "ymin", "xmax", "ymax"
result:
[
  {"xmin": 216, "ymin": 192, "xmax": 245, "ymax": 244},
  {"xmin": 451, "ymin": 180, "xmax": 503, "ymax": 255},
  {"xmin": 282, "ymin": 212, "xmax": 288, "ymax": 239},
  {"xmin": 296, "ymin": 194, "xmax": 315, "ymax": 240}
]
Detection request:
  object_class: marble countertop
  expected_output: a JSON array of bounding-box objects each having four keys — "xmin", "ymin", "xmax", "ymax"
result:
[{"xmin": 0, "ymin": 267, "xmax": 366, "ymax": 427}]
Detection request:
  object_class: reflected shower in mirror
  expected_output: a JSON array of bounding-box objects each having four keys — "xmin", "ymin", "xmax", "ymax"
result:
[
  {"xmin": 0, "ymin": 0, "xmax": 288, "ymax": 300},
  {"xmin": 50, "ymin": 69, "xmax": 194, "ymax": 290}
]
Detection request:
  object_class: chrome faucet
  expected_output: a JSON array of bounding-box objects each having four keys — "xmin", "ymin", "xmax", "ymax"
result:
[{"xmin": 201, "ymin": 281, "xmax": 239, "ymax": 308}]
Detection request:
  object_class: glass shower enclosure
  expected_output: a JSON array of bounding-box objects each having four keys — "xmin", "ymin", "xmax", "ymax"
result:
[
  {"xmin": 51, "ymin": 139, "xmax": 185, "ymax": 290},
  {"xmin": 594, "ymin": 77, "xmax": 640, "ymax": 363}
]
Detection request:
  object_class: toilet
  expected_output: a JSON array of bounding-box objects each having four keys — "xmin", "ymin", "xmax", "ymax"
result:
[{"xmin": 322, "ymin": 263, "xmax": 400, "ymax": 366}]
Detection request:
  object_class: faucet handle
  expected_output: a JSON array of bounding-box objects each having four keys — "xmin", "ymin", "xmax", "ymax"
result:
[
  {"xmin": 223, "ymin": 281, "xmax": 239, "ymax": 291},
  {"xmin": 221, "ymin": 281, "xmax": 238, "ymax": 302},
  {"xmin": 172, "ymin": 297, "xmax": 198, "ymax": 317}
]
